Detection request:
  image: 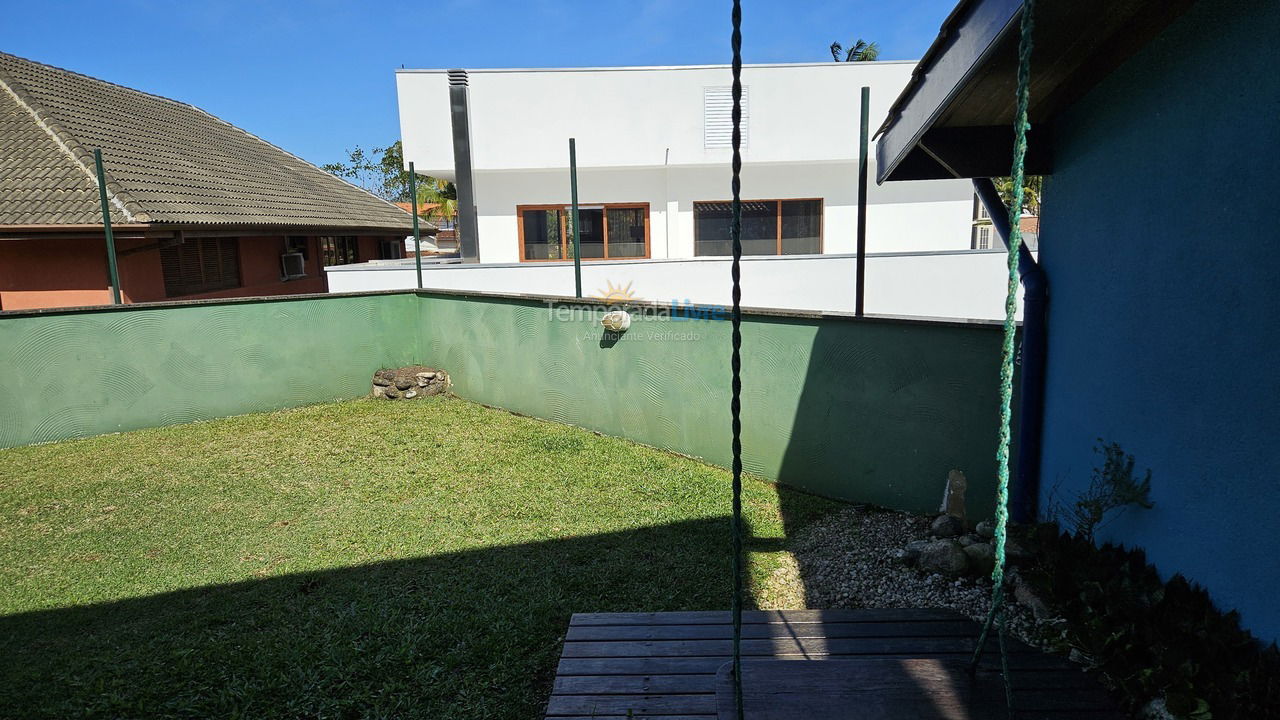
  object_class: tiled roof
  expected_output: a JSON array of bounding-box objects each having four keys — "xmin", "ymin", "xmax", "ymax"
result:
[{"xmin": 0, "ymin": 52, "xmax": 415, "ymax": 230}]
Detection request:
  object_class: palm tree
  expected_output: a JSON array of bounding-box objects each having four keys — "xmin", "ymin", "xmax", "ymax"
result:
[
  {"xmin": 830, "ymin": 39, "xmax": 880, "ymax": 62},
  {"xmin": 415, "ymin": 176, "xmax": 457, "ymax": 226}
]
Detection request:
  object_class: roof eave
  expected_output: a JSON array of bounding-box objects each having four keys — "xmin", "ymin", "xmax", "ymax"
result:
[
  {"xmin": 875, "ymin": 0, "xmax": 1024, "ymax": 183},
  {"xmin": 875, "ymin": 0, "xmax": 1197, "ymax": 183}
]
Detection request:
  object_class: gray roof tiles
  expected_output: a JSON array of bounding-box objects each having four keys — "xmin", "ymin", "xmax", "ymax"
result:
[{"xmin": 0, "ymin": 52, "xmax": 416, "ymax": 231}]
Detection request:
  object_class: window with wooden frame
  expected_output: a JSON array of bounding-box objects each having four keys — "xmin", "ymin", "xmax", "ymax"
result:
[
  {"xmin": 159, "ymin": 236, "xmax": 241, "ymax": 297},
  {"xmin": 693, "ymin": 199, "xmax": 822, "ymax": 256},
  {"xmin": 320, "ymin": 236, "xmax": 360, "ymax": 266},
  {"xmin": 517, "ymin": 203, "xmax": 650, "ymax": 262}
]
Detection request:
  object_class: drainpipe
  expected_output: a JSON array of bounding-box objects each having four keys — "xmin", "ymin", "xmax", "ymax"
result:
[
  {"xmin": 448, "ymin": 69, "xmax": 479, "ymax": 263},
  {"xmin": 973, "ymin": 178, "xmax": 1048, "ymax": 525}
]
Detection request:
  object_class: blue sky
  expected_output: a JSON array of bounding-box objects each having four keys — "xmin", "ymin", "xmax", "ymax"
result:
[{"xmin": 0, "ymin": 0, "xmax": 953, "ymax": 168}]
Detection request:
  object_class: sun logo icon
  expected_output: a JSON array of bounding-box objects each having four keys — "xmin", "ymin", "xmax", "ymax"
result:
[{"xmin": 594, "ymin": 280, "xmax": 640, "ymax": 303}]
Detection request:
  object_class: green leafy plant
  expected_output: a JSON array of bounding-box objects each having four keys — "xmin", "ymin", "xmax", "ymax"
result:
[
  {"xmin": 1022, "ymin": 526, "xmax": 1280, "ymax": 719},
  {"xmin": 829, "ymin": 39, "xmax": 880, "ymax": 62},
  {"xmin": 1058, "ymin": 440, "xmax": 1153, "ymax": 542}
]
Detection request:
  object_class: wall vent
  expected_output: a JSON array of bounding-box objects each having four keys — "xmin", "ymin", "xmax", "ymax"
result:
[
  {"xmin": 447, "ymin": 69, "xmax": 469, "ymax": 87},
  {"xmin": 703, "ymin": 86, "xmax": 748, "ymax": 149}
]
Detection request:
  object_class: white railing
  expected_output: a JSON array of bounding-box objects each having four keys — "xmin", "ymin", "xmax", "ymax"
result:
[{"xmin": 325, "ymin": 251, "xmax": 1027, "ymax": 321}]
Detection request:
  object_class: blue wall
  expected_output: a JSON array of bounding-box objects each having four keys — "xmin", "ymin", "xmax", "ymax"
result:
[{"xmin": 1037, "ymin": 0, "xmax": 1280, "ymax": 642}]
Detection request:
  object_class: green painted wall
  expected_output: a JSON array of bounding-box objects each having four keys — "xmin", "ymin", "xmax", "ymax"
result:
[
  {"xmin": 0, "ymin": 293, "xmax": 419, "ymax": 448},
  {"xmin": 416, "ymin": 292, "xmax": 1008, "ymax": 516},
  {"xmin": 1, "ymin": 290, "xmax": 1009, "ymax": 514}
]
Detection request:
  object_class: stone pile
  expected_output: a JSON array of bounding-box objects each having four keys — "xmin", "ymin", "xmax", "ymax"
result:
[
  {"xmin": 893, "ymin": 513, "xmax": 1032, "ymax": 579},
  {"xmin": 371, "ymin": 366, "xmax": 451, "ymax": 400}
]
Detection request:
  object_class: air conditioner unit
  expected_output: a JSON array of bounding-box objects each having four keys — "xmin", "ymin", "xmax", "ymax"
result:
[{"xmin": 280, "ymin": 252, "xmax": 306, "ymax": 280}]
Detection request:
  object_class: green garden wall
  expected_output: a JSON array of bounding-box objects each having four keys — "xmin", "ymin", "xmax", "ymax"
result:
[
  {"xmin": 0, "ymin": 290, "xmax": 1010, "ymax": 515},
  {"xmin": 0, "ymin": 293, "xmax": 419, "ymax": 448},
  {"xmin": 416, "ymin": 292, "xmax": 1009, "ymax": 516}
]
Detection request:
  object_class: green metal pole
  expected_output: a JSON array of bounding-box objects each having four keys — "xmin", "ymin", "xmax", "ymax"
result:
[
  {"xmin": 855, "ymin": 86, "xmax": 869, "ymax": 317},
  {"xmin": 569, "ymin": 138, "xmax": 582, "ymax": 298},
  {"xmin": 93, "ymin": 149, "xmax": 122, "ymax": 305},
  {"xmin": 409, "ymin": 161, "xmax": 423, "ymax": 289}
]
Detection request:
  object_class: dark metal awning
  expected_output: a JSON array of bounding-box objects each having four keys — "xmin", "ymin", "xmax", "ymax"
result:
[{"xmin": 875, "ymin": 0, "xmax": 1196, "ymax": 183}]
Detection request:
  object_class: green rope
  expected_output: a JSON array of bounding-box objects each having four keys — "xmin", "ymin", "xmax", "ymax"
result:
[
  {"xmin": 969, "ymin": 0, "xmax": 1036, "ymax": 712},
  {"xmin": 729, "ymin": 2, "xmax": 745, "ymax": 719}
]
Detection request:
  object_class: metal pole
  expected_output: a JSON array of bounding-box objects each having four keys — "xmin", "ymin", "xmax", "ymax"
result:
[
  {"xmin": 409, "ymin": 161, "xmax": 423, "ymax": 289},
  {"xmin": 569, "ymin": 138, "xmax": 582, "ymax": 298},
  {"xmin": 93, "ymin": 149, "xmax": 122, "ymax": 305},
  {"xmin": 855, "ymin": 86, "xmax": 870, "ymax": 317}
]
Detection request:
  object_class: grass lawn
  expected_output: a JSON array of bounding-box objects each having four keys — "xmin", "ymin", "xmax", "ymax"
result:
[{"xmin": 0, "ymin": 395, "xmax": 840, "ymax": 719}]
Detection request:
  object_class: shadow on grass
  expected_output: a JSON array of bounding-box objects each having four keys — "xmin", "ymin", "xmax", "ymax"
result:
[{"xmin": 1, "ymin": 517, "xmax": 744, "ymax": 720}]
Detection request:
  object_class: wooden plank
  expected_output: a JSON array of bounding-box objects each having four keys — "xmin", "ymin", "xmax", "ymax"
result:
[
  {"xmin": 565, "ymin": 619, "xmax": 982, "ymax": 642},
  {"xmin": 560, "ymin": 635, "xmax": 1034, "ymax": 658},
  {"xmin": 545, "ymin": 712, "xmax": 716, "ymax": 717},
  {"xmin": 556, "ymin": 651, "xmax": 1076, "ymax": 677},
  {"xmin": 715, "ymin": 659, "xmax": 1123, "ymax": 720},
  {"xmin": 551, "ymin": 667, "xmax": 1103, "ymax": 696},
  {"xmin": 546, "ymin": 693, "xmax": 715, "ymax": 716},
  {"xmin": 569, "ymin": 608, "xmax": 961, "ymax": 626},
  {"xmin": 553, "ymin": 673, "xmax": 716, "ymax": 695}
]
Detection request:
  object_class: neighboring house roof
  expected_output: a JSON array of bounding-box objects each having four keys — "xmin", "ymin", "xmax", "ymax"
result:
[
  {"xmin": 0, "ymin": 52, "xmax": 413, "ymax": 231},
  {"xmin": 394, "ymin": 201, "xmax": 440, "ymax": 216}
]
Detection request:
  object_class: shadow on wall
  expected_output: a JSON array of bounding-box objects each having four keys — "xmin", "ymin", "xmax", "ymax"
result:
[
  {"xmin": 0, "ymin": 517, "xmax": 746, "ymax": 719},
  {"xmin": 765, "ymin": 316, "xmax": 1009, "ymax": 521}
]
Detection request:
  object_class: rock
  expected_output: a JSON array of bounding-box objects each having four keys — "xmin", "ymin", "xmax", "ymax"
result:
[
  {"xmin": 918, "ymin": 540, "xmax": 969, "ymax": 577},
  {"xmin": 1012, "ymin": 572, "xmax": 1053, "ymax": 620},
  {"xmin": 372, "ymin": 374, "xmax": 392, "ymax": 387},
  {"xmin": 930, "ymin": 514, "xmax": 965, "ymax": 538},
  {"xmin": 890, "ymin": 548, "xmax": 915, "ymax": 566},
  {"xmin": 394, "ymin": 378, "xmax": 413, "ymax": 391},
  {"xmin": 1140, "ymin": 698, "xmax": 1176, "ymax": 720},
  {"xmin": 904, "ymin": 539, "xmax": 931, "ymax": 556},
  {"xmin": 975, "ymin": 520, "xmax": 996, "ymax": 539},
  {"xmin": 1005, "ymin": 537, "xmax": 1033, "ymax": 563},
  {"xmin": 963, "ymin": 542, "xmax": 996, "ymax": 577},
  {"xmin": 384, "ymin": 387, "xmax": 400, "ymax": 400},
  {"xmin": 415, "ymin": 372, "xmax": 434, "ymax": 387},
  {"xmin": 403, "ymin": 390, "xmax": 418, "ymax": 399},
  {"xmin": 940, "ymin": 469, "xmax": 967, "ymax": 522},
  {"xmin": 372, "ymin": 385, "xmax": 386, "ymax": 397},
  {"xmin": 423, "ymin": 384, "xmax": 444, "ymax": 396},
  {"xmin": 957, "ymin": 534, "xmax": 979, "ymax": 547}
]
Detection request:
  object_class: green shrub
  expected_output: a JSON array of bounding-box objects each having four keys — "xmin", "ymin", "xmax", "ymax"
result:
[{"xmin": 1024, "ymin": 526, "xmax": 1280, "ymax": 719}]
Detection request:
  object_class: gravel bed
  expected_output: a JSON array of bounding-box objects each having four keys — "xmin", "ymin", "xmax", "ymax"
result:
[{"xmin": 786, "ymin": 505, "xmax": 1053, "ymax": 646}]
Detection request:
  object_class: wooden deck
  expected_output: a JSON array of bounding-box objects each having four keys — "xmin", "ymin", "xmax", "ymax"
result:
[{"xmin": 545, "ymin": 609, "xmax": 1122, "ymax": 720}]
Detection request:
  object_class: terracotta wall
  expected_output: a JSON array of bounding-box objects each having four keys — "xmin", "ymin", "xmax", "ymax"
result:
[
  {"xmin": 0, "ymin": 234, "xmax": 401, "ymax": 311},
  {"xmin": 0, "ymin": 236, "xmax": 114, "ymax": 310}
]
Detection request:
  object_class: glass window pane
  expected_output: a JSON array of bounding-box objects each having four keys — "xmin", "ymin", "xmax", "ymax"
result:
[
  {"xmin": 694, "ymin": 201, "xmax": 777, "ymax": 256},
  {"xmin": 567, "ymin": 209, "xmax": 605, "ymax": 259},
  {"xmin": 522, "ymin": 209, "xmax": 563, "ymax": 260},
  {"xmin": 606, "ymin": 207, "xmax": 646, "ymax": 258},
  {"xmin": 780, "ymin": 200, "xmax": 821, "ymax": 255},
  {"xmin": 741, "ymin": 201, "xmax": 776, "ymax": 255},
  {"xmin": 694, "ymin": 202, "xmax": 731, "ymax": 256}
]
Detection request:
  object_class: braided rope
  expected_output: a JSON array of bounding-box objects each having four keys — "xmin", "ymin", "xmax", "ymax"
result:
[{"xmin": 969, "ymin": 0, "xmax": 1036, "ymax": 713}]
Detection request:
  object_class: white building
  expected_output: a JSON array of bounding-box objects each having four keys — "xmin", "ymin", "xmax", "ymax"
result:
[{"xmin": 394, "ymin": 61, "xmax": 976, "ymax": 264}]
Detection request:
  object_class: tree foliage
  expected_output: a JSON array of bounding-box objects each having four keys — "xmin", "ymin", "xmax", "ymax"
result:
[
  {"xmin": 322, "ymin": 141, "xmax": 456, "ymax": 221},
  {"xmin": 993, "ymin": 175, "xmax": 1044, "ymax": 217},
  {"xmin": 830, "ymin": 39, "xmax": 880, "ymax": 62}
]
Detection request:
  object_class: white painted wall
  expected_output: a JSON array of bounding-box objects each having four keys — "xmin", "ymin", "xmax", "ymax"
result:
[
  {"xmin": 327, "ymin": 252, "xmax": 1025, "ymax": 321},
  {"xmin": 396, "ymin": 62, "xmax": 976, "ymax": 263}
]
